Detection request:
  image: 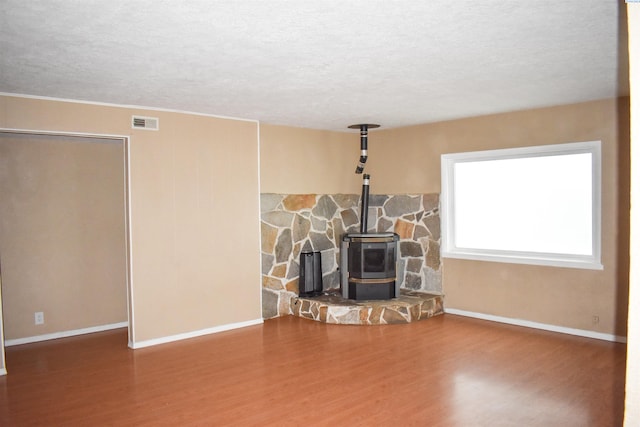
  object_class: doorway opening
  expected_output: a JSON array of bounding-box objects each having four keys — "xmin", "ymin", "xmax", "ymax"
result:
[{"xmin": 0, "ymin": 129, "xmax": 132, "ymax": 374}]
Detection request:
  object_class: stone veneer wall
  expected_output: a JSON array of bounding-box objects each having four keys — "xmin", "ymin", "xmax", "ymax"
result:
[{"xmin": 260, "ymin": 193, "xmax": 441, "ymax": 318}]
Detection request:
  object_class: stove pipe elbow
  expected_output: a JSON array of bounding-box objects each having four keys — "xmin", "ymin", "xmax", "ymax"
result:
[
  {"xmin": 350, "ymin": 124, "xmax": 377, "ymax": 174},
  {"xmin": 355, "ymin": 152, "xmax": 368, "ymax": 174}
]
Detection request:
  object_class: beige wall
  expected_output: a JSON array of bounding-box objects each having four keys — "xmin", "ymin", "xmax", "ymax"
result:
[
  {"xmin": 0, "ymin": 94, "xmax": 628, "ymax": 346},
  {"xmin": 419, "ymin": 99, "xmax": 629, "ymax": 337},
  {"xmin": 261, "ymin": 98, "xmax": 630, "ymax": 337},
  {"xmin": 377, "ymin": 99, "xmax": 629, "ymax": 336},
  {"xmin": 625, "ymin": 3, "xmax": 639, "ymax": 425},
  {"xmin": 0, "ymin": 133, "xmax": 127, "ymax": 340},
  {"xmin": 0, "ymin": 95, "xmax": 262, "ymax": 344},
  {"xmin": 260, "ymin": 124, "xmax": 364, "ymax": 194}
]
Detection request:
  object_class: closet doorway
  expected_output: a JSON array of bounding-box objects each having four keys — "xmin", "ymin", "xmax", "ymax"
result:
[{"xmin": 0, "ymin": 129, "xmax": 131, "ymax": 373}]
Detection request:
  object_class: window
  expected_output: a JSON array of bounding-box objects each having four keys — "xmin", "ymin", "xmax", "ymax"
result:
[{"xmin": 441, "ymin": 141, "xmax": 602, "ymax": 270}]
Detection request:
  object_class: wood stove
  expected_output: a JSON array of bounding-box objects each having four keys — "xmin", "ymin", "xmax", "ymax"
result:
[
  {"xmin": 340, "ymin": 124, "xmax": 400, "ymax": 300},
  {"xmin": 341, "ymin": 232, "xmax": 399, "ymax": 300}
]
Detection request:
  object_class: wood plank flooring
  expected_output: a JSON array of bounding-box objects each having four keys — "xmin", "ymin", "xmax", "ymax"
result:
[{"xmin": 0, "ymin": 314, "xmax": 626, "ymax": 426}]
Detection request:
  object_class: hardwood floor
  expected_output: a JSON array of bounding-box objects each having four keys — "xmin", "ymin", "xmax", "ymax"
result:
[{"xmin": 0, "ymin": 314, "xmax": 626, "ymax": 426}]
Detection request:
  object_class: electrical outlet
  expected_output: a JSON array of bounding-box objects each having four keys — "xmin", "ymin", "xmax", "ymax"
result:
[
  {"xmin": 35, "ymin": 311, "xmax": 44, "ymax": 325},
  {"xmin": 592, "ymin": 315, "xmax": 600, "ymax": 325}
]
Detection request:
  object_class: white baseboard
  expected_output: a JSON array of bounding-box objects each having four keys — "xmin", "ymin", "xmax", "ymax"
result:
[
  {"xmin": 4, "ymin": 321, "xmax": 129, "ymax": 347},
  {"xmin": 129, "ymin": 318, "xmax": 264, "ymax": 349},
  {"xmin": 444, "ymin": 308, "xmax": 627, "ymax": 343}
]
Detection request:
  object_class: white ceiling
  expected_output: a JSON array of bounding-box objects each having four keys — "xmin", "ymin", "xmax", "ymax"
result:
[{"xmin": 0, "ymin": 1, "xmax": 629, "ymax": 131}]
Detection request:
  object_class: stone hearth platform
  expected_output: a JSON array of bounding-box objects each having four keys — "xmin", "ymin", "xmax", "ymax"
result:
[{"xmin": 291, "ymin": 289, "xmax": 444, "ymax": 325}]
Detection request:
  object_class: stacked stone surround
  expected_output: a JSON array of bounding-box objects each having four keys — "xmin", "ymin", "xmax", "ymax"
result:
[{"xmin": 261, "ymin": 193, "xmax": 442, "ymax": 319}]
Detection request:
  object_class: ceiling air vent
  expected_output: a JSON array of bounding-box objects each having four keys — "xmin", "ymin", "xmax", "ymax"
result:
[{"xmin": 131, "ymin": 115, "xmax": 159, "ymax": 131}]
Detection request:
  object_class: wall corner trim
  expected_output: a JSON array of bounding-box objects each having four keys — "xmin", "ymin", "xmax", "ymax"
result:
[
  {"xmin": 444, "ymin": 308, "xmax": 627, "ymax": 343},
  {"xmin": 0, "ymin": 368, "xmax": 7, "ymax": 376},
  {"xmin": 129, "ymin": 318, "xmax": 264, "ymax": 349}
]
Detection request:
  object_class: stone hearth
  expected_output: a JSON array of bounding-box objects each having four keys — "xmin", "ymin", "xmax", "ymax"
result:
[{"xmin": 292, "ymin": 289, "xmax": 443, "ymax": 325}]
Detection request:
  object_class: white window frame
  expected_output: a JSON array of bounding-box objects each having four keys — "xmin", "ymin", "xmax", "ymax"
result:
[{"xmin": 441, "ymin": 141, "xmax": 602, "ymax": 270}]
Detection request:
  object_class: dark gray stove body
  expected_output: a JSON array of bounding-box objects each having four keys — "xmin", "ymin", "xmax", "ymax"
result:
[{"xmin": 341, "ymin": 232, "xmax": 399, "ymax": 300}]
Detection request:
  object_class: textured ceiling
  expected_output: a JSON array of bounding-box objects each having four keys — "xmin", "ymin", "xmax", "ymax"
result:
[{"xmin": 0, "ymin": 1, "xmax": 629, "ymax": 131}]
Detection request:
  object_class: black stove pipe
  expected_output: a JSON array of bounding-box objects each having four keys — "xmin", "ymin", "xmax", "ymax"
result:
[
  {"xmin": 355, "ymin": 124, "xmax": 369, "ymax": 174},
  {"xmin": 349, "ymin": 124, "xmax": 379, "ymax": 234},
  {"xmin": 360, "ymin": 174, "xmax": 370, "ymax": 233}
]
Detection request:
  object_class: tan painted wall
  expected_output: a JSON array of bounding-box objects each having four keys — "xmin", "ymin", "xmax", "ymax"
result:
[
  {"xmin": 625, "ymin": 3, "xmax": 639, "ymax": 425},
  {"xmin": 260, "ymin": 98, "xmax": 630, "ymax": 336},
  {"xmin": 376, "ymin": 99, "xmax": 629, "ymax": 337},
  {"xmin": 260, "ymin": 124, "xmax": 364, "ymax": 194},
  {"xmin": 0, "ymin": 134, "xmax": 127, "ymax": 340},
  {"xmin": 0, "ymin": 94, "xmax": 627, "ymax": 344},
  {"xmin": 0, "ymin": 95, "xmax": 262, "ymax": 344}
]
